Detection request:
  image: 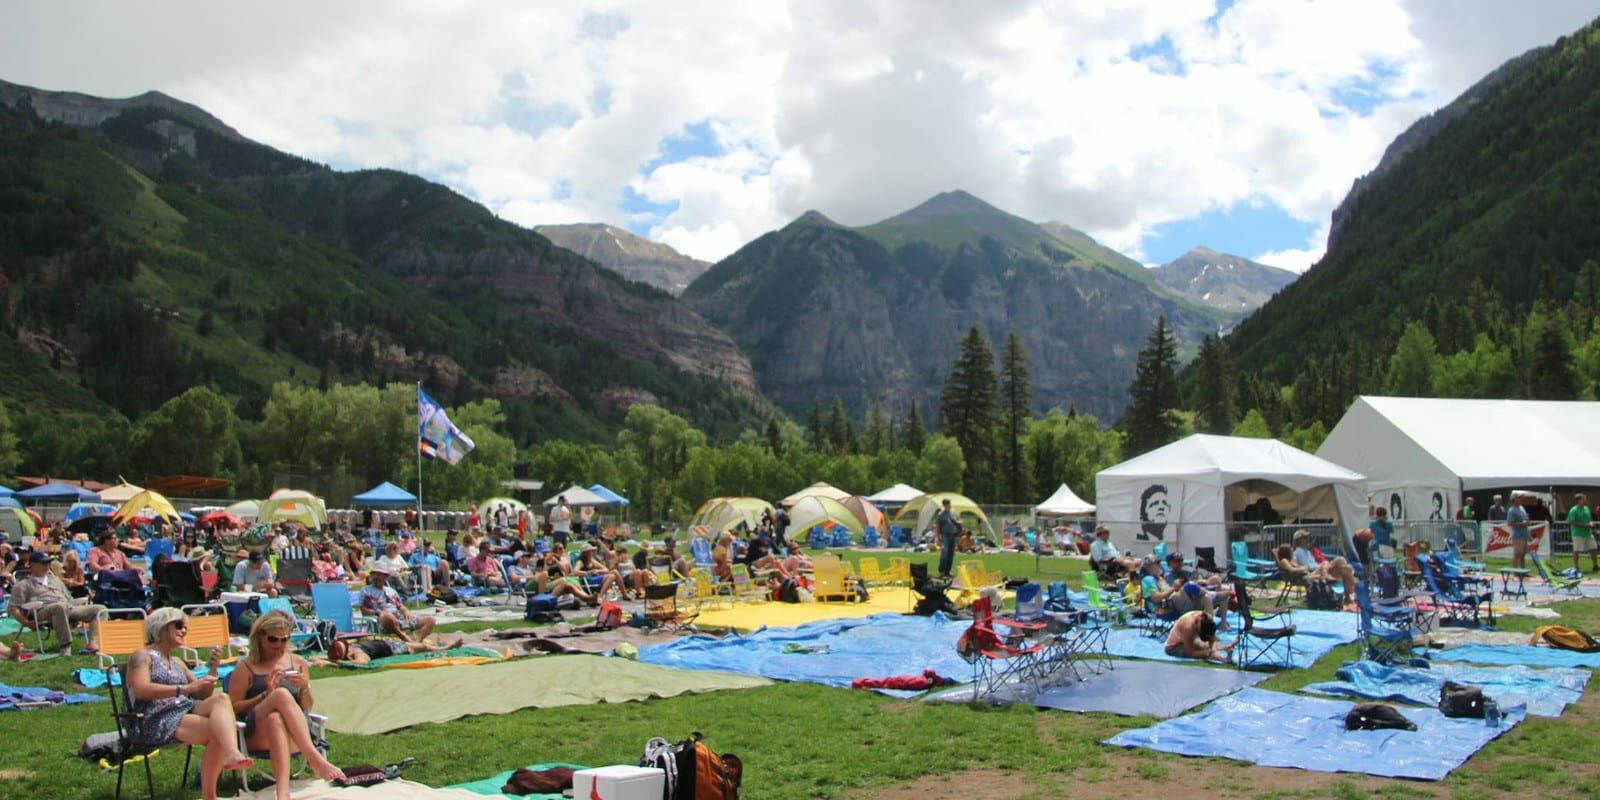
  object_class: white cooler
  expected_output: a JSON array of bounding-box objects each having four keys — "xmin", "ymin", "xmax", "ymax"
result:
[{"xmin": 571, "ymin": 765, "xmax": 665, "ymax": 800}]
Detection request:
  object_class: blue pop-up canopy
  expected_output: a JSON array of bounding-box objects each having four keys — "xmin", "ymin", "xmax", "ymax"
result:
[
  {"xmin": 587, "ymin": 484, "xmax": 629, "ymax": 505},
  {"xmin": 17, "ymin": 482, "xmax": 99, "ymax": 503},
  {"xmin": 351, "ymin": 481, "xmax": 419, "ymax": 506}
]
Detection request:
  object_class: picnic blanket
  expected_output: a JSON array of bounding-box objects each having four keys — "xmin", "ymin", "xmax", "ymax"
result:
[
  {"xmin": 457, "ymin": 625, "xmax": 692, "ymax": 656},
  {"xmin": 447, "ymin": 762, "xmax": 587, "ymax": 799},
  {"xmin": 327, "ymin": 646, "xmax": 510, "ymax": 670},
  {"xmin": 75, "ymin": 663, "xmax": 236, "ymax": 688},
  {"xmin": 1103, "ymin": 608, "xmax": 1360, "ymax": 668},
  {"xmin": 689, "ymin": 588, "xmax": 929, "ymax": 631},
  {"xmin": 1302, "ymin": 660, "xmax": 1589, "ymax": 717},
  {"xmin": 238, "ymin": 778, "xmax": 490, "ymax": 800},
  {"xmin": 638, "ymin": 613, "xmax": 971, "ymax": 696},
  {"xmin": 0, "ymin": 681, "xmax": 102, "ymax": 710},
  {"xmin": 1105, "ymin": 687, "xmax": 1524, "ymax": 780},
  {"xmin": 927, "ymin": 660, "xmax": 1268, "ymax": 717},
  {"xmin": 1432, "ymin": 643, "xmax": 1600, "ymax": 669},
  {"xmin": 314, "ymin": 654, "xmax": 770, "ymax": 734}
]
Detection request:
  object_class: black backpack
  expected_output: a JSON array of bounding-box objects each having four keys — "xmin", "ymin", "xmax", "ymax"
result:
[
  {"xmin": 1438, "ymin": 681, "xmax": 1486, "ymax": 718},
  {"xmin": 1344, "ymin": 703, "xmax": 1417, "ymax": 731}
]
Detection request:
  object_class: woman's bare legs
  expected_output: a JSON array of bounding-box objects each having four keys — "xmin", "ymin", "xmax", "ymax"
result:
[{"xmin": 255, "ymin": 688, "xmax": 344, "ymax": 781}]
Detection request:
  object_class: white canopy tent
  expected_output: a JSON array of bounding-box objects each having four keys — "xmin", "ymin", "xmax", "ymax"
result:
[
  {"xmin": 541, "ymin": 485, "xmax": 611, "ymax": 507},
  {"xmin": 1034, "ymin": 483, "xmax": 1095, "ymax": 518},
  {"xmin": 864, "ymin": 483, "xmax": 924, "ymax": 505},
  {"xmin": 1096, "ymin": 434, "xmax": 1367, "ymax": 558},
  {"xmin": 1318, "ymin": 397, "xmax": 1600, "ymax": 556}
]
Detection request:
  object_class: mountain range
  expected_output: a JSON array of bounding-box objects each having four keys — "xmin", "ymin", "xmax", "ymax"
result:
[
  {"xmin": 1148, "ymin": 247, "xmax": 1295, "ymax": 314},
  {"xmin": 535, "ymin": 223, "xmax": 709, "ymax": 296}
]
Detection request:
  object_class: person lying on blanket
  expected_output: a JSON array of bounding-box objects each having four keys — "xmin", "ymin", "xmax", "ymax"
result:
[
  {"xmin": 1164, "ymin": 610, "xmax": 1234, "ymax": 664},
  {"xmin": 317, "ymin": 635, "xmax": 468, "ymax": 665},
  {"xmin": 360, "ymin": 568, "xmax": 438, "ymax": 643}
]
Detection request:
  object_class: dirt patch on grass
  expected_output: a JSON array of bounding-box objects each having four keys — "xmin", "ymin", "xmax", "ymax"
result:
[
  {"xmin": 846, "ymin": 752, "xmax": 1439, "ymax": 800},
  {"xmin": 0, "ymin": 769, "xmax": 35, "ymax": 780}
]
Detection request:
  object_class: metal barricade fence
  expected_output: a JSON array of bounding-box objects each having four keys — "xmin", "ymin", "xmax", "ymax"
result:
[
  {"xmin": 1549, "ymin": 521, "xmax": 1573, "ymax": 555},
  {"xmin": 1399, "ymin": 520, "xmax": 1475, "ymax": 553}
]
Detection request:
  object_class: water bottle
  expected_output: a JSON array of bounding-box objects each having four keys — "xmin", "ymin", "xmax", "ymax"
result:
[{"xmin": 1484, "ymin": 699, "xmax": 1501, "ymax": 727}]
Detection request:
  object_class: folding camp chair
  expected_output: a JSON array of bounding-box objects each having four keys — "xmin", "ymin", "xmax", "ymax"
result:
[
  {"xmin": 310, "ymin": 583, "xmax": 377, "ymax": 635},
  {"xmin": 690, "ymin": 570, "xmax": 730, "ymax": 610},
  {"xmin": 96, "ymin": 609, "xmax": 151, "ymax": 669},
  {"xmin": 254, "ymin": 597, "xmax": 321, "ymax": 649},
  {"xmin": 1012, "ymin": 582, "xmax": 1046, "ymax": 623},
  {"xmin": 1445, "ymin": 539, "xmax": 1486, "ymax": 573},
  {"xmin": 1352, "ymin": 579, "xmax": 1428, "ymax": 666},
  {"xmin": 92, "ymin": 569, "xmax": 149, "ymax": 611},
  {"xmin": 956, "ymin": 594, "xmax": 1052, "ymax": 703},
  {"xmin": 886, "ymin": 557, "xmax": 912, "ymax": 586},
  {"xmin": 1229, "ymin": 542, "xmax": 1277, "ymax": 589},
  {"xmin": 1531, "ymin": 553, "xmax": 1583, "ymax": 595},
  {"xmin": 642, "ymin": 583, "xmax": 698, "ymax": 632},
  {"xmin": 275, "ymin": 555, "xmax": 315, "ymax": 601},
  {"xmin": 176, "ymin": 604, "xmax": 234, "ymax": 664},
  {"xmin": 12, "ymin": 592, "xmax": 98, "ymax": 654},
  {"xmin": 690, "ymin": 537, "xmax": 714, "ymax": 573},
  {"xmin": 1417, "ymin": 556, "xmax": 1494, "ymax": 627},
  {"xmin": 727, "ymin": 564, "xmax": 766, "ymax": 602},
  {"xmin": 1080, "ymin": 569, "xmax": 1136, "ymax": 625},
  {"xmin": 958, "ymin": 560, "xmax": 1002, "ymax": 592},
  {"xmin": 151, "ymin": 560, "xmax": 208, "ymax": 609},
  {"xmin": 104, "ymin": 662, "xmax": 195, "ymax": 800},
  {"xmin": 812, "ymin": 553, "xmax": 862, "ymax": 603},
  {"xmin": 857, "ymin": 557, "xmax": 889, "ymax": 587},
  {"xmin": 1230, "ymin": 578, "xmax": 1296, "ymax": 670}
]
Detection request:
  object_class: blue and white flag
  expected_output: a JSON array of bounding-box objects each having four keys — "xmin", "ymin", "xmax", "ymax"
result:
[{"xmin": 417, "ymin": 386, "xmax": 475, "ymax": 465}]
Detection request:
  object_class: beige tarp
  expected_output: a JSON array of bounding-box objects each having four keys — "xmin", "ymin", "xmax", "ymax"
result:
[{"xmin": 313, "ymin": 654, "xmax": 771, "ymax": 734}]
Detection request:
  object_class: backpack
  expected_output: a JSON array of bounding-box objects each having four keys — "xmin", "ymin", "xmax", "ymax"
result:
[
  {"xmin": 524, "ymin": 593, "xmax": 564, "ymax": 624},
  {"xmin": 776, "ymin": 579, "xmax": 801, "ymax": 604},
  {"xmin": 428, "ymin": 586, "xmax": 459, "ymax": 605},
  {"xmin": 1343, "ymin": 703, "xmax": 1417, "ymax": 731},
  {"xmin": 640, "ymin": 733, "xmax": 741, "ymax": 800},
  {"xmin": 1531, "ymin": 625, "xmax": 1600, "ymax": 652},
  {"xmin": 1438, "ymin": 681, "xmax": 1486, "ymax": 718},
  {"xmin": 1305, "ymin": 579, "xmax": 1339, "ymax": 610},
  {"xmin": 596, "ymin": 601, "xmax": 624, "ymax": 629}
]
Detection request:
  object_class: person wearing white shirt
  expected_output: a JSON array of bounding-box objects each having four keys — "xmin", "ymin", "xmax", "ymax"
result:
[
  {"xmin": 551, "ymin": 497, "xmax": 573, "ymax": 546},
  {"xmin": 373, "ymin": 542, "xmax": 415, "ymax": 594},
  {"xmin": 1089, "ymin": 527, "xmax": 1139, "ymax": 577}
]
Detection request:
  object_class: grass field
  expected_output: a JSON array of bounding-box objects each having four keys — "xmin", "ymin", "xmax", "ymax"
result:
[{"xmin": 2, "ymin": 550, "xmax": 1598, "ymax": 800}]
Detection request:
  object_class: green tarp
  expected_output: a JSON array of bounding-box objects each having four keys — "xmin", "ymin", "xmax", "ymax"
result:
[
  {"xmin": 446, "ymin": 762, "xmax": 587, "ymax": 799},
  {"xmin": 314, "ymin": 654, "xmax": 772, "ymax": 734}
]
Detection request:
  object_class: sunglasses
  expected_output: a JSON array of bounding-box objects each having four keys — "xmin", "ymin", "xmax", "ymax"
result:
[
  {"xmin": 264, "ymin": 635, "xmax": 289, "ymax": 644},
  {"xmin": 171, "ymin": 622, "xmax": 188, "ymax": 631}
]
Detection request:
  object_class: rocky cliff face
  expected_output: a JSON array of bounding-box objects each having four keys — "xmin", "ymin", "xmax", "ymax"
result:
[
  {"xmin": 1148, "ymin": 247, "xmax": 1297, "ymax": 315},
  {"xmin": 684, "ymin": 196, "xmax": 1221, "ymax": 421},
  {"xmin": 536, "ymin": 223, "xmax": 709, "ymax": 296}
]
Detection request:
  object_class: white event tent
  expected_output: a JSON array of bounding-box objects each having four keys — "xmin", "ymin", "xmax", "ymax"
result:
[
  {"xmin": 1034, "ymin": 484, "xmax": 1095, "ymax": 518},
  {"xmin": 1096, "ymin": 434, "xmax": 1367, "ymax": 557},
  {"xmin": 541, "ymin": 486, "xmax": 612, "ymax": 507},
  {"xmin": 864, "ymin": 483, "xmax": 924, "ymax": 506}
]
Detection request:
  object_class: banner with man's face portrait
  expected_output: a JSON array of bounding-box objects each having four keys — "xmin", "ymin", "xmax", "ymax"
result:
[{"xmin": 1134, "ymin": 481, "xmax": 1182, "ymax": 542}]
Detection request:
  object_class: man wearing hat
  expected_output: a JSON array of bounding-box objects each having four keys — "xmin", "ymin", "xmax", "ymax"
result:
[
  {"xmin": 359, "ymin": 567, "xmax": 437, "ymax": 642},
  {"xmin": 10, "ymin": 551, "xmax": 105, "ymax": 654},
  {"xmin": 231, "ymin": 549, "xmax": 278, "ymax": 597}
]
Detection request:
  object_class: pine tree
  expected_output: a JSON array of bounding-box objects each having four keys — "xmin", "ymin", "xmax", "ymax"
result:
[
  {"xmin": 903, "ymin": 399, "xmax": 926, "ymax": 457},
  {"xmin": 997, "ymin": 332, "xmax": 1031, "ymax": 503},
  {"xmin": 940, "ymin": 326, "xmax": 997, "ymax": 499},
  {"xmin": 1385, "ymin": 321, "xmax": 1438, "ymax": 396},
  {"xmin": 765, "ymin": 416, "xmax": 784, "ymax": 457},
  {"xmin": 864, "ymin": 401, "xmax": 889, "ymax": 454},
  {"xmin": 1192, "ymin": 334, "xmax": 1236, "ymax": 434},
  {"xmin": 827, "ymin": 396, "xmax": 854, "ymax": 454},
  {"xmin": 806, "ymin": 399, "xmax": 825, "ymax": 451},
  {"xmin": 1528, "ymin": 311, "xmax": 1580, "ymax": 399},
  {"xmin": 1123, "ymin": 316, "xmax": 1182, "ymax": 456}
]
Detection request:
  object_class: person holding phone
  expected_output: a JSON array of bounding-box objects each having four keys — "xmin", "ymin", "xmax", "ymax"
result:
[
  {"xmin": 126, "ymin": 607, "xmax": 255, "ymax": 800},
  {"xmin": 228, "ymin": 611, "xmax": 345, "ymax": 797}
]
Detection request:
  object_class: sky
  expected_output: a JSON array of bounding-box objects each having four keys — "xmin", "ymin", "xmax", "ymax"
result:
[{"xmin": 2, "ymin": 1, "xmax": 1595, "ymax": 272}]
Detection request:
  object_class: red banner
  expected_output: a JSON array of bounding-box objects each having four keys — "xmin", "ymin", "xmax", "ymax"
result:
[{"xmin": 1483, "ymin": 521, "xmax": 1547, "ymax": 553}]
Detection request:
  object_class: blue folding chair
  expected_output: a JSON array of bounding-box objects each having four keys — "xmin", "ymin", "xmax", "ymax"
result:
[
  {"xmin": 863, "ymin": 526, "xmax": 880, "ymax": 548},
  {"xmin": 1417, "ymin": 556, "xmax": 1493, "ymax": 627},
  {"xmin": 1353, "ymin": 579, "xmax": 1428, "ymax": 666},
  {"xmin": 310, "ymin": 583, "xmax": 377, "ymax": 635},
  {"xmin": 1229, "ymin": 541, "xmax": 1277, "ymax": 588}
]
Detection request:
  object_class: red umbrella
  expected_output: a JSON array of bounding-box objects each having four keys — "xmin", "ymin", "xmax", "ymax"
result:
[{"xmin": 199, "ymin": 511, "xmax": 242, "ymax": 528}]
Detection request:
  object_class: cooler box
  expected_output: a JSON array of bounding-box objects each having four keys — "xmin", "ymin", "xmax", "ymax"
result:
[{"xmin": 571, "ymin": 765, "xmax": 665, "ymax": 800}]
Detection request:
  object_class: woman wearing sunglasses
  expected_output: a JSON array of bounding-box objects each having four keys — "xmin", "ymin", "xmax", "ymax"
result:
[
  {"xmin": 227, "ymin": 611, "xmax": 345, "ymax": 797},
  {"xmin": 125, "ymin": 606, "xmax": 255, "ymax": 800}
]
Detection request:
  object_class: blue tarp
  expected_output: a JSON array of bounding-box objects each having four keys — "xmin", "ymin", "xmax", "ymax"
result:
[
  {"xmin": 1433, "ymin": 644, "xmax": 1600, "ymax": 669},
  {"xmin": 1105, "ymin": 687, "xmax": 1524, "ymax": 780},
  {"xmin": 16, "ymin": 482, "xmax": 98, "ymax": 502},
  {"xmin": 351, "ymin": 481, "xmax": 418, "ymax": 506},
  {"xmin": 927, "ymin": 659, "xmax": 1268, "ymax": 718},
  {"xmin": 1104, "ymin": 608, "xmax": 1361, "ymax": 668},
  {"xmin": 638, "ymin": 613, "xmax": 971, "ymax": 695},
  {"xmin": 76, "ymin": 663, "xmax": 235, "ymax": 689},
  {"xmin": 587, "ymin": 484, "xmax": 629, "ymax": 505},
  {"xmin": 1303, "ymin": 660, "xmax": 1587, "ymax": 717},
  {"xmin": 0, "ymin": 682, "xmax": 102, "ymax": 710}
]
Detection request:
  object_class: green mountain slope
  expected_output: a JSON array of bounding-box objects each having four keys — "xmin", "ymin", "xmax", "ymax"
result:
[
  {"xmin": 0, "ymin": 82, "xmax": 766, "ymax": 442},
  {"xmin": 684, "ymin": 192, "xmax": 1222, "ymax": 421},
  {"xmin": 1225, "ymin": 18, "xmax": 1600, "ymax": 382}
]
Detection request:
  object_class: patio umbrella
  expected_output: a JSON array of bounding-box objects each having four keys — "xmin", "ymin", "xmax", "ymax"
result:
[
  {"xmin": 111, "ymin": 489, "xmax": 182, "ymax": 524},
  {"xmin": 67, "ymin": 514, "xmax": 114, "ymax": 534},
  {"xmin": 98, "ymin": 482, "xmax": 145, "ymax": 503},
  {"xmin": 16, "ymin": 482, "xmax": 99, "ymax": 503},
  {"xmin": 199, "ymin": 511, "xmax": 242, "ymax": 528},
  {"xmin": 64, "ymin": 502, "xmax": 117, "ymax": 525}
]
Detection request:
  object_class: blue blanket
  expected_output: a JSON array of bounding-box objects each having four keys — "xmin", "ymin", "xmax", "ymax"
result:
[
  {"xmin": 1105, "ymin": 687, "xmax": 1524, "ymax": 780},
  {"xmin": 1105, "ymin": 609, "xmax": 1360, "ymax": 668},
  {"xmin": 76, "ymin": 663, "xmax": 235, "ymax": 689},
  {"xmin": 1433, "ymin": 644, "xmax": 1600, "ymax": 669},
  {"xmin": 1303, "ymin": 660, "xmax": 1588, "ymax": 717},
  {"xmin": 638, "ymin": 613, "xmax": 971, "ymax": 695},
  {"xmin": 0, "ymin": 681, "xmax": 102, "ymax": 710}
]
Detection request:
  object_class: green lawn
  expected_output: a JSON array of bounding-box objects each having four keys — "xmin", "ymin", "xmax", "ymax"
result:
[{"xmin": 3, "ymin": 552, "xmax": 1599, "ymax": 799}]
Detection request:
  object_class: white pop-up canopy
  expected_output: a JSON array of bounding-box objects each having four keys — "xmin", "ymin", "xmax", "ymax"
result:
[
  {"xmin": 1318, "ymin": 397, "xmax": 1600, "ymax": 522},
  {"xmin": 1034, "ymin": 484, "xmax": 1095, "ymax": 517},
  {"xmin": 1096, "ymin": 434, "xmax": 1367, "ymax": 557},
  {"xmin": 864, "ymin": 483, "xmax": 924, "ymax": 505},
  {"xmin": 541, "ymin": 486, "xmax": 611, "ymax": 507}
]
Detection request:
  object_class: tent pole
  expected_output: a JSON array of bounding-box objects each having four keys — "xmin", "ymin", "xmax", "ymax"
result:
[{"xmin": 416, "ymin": 381, "xmax": 423, "ymax": 521}]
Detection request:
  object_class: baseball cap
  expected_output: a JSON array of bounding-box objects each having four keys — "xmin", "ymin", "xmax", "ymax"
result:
[
  {"xmin": 248, "ymin": 550, "xmax": 264, "ymax": 562},
  {"xmin": 27, "ymin": 550, "xmax": 51, "ymax": 564}
]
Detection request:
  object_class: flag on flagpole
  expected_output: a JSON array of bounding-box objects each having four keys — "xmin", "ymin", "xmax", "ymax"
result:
[{"xmin": 418, "ymin": 386, "xmax": 475, "ymax": 465}]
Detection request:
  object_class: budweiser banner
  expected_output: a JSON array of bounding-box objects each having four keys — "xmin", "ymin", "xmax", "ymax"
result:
[{"xmin": 1483, "ymin": 521, "xmax": 1551, "ymax": 556}]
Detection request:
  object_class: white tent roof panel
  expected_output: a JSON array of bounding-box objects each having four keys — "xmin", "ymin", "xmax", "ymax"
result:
[{"xmin": 1034, "ymin": 483, "xmax": 1095, "ymax": 516}]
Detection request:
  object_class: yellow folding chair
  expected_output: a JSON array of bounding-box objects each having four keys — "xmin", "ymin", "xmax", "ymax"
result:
[
  {"xmin": 177, "ymin": 604, "xmax": 234, "ymax": 664},
  {"xmin": 858, "ymin": 558, "xmax": 888, "ymax": 586},
  {"xmin": 96, "ymin": 609, "xmax": 150, "ymax": 669},
  {"xmin": 959, "ymin": 560, "xmax": 1001, "ymax": 591},
  {"xmin": 887, "ymin": 557, "xmax": 912, "ymax": 586},
  {"xmin": 729, "ymin": 564, "xmax": 767, "ymax": 602},
  {"xmin": 813, "ymin": 554, "xmax": 862, "ymax": 603}
]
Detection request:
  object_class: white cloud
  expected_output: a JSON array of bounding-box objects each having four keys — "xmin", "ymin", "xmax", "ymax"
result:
[
  {"xmin": 1255, "ymin": 222, "xmax": 1332, "ymax": 274},
  {"xmin": 1, "ymin": 1, "xmax": 1594, "ymax": 264}
]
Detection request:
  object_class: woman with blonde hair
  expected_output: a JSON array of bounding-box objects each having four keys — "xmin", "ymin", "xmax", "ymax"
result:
[
  {"xmin": 60, "ymin": 548, "xmax": 89, "ymax": 598},
  {"xmin": 125, "ymin": 606, "xmax": 254, "ymax": 800},
  {"xmin": 227, "ymin": 611, "xmax": 344, "ymax": 796}
]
